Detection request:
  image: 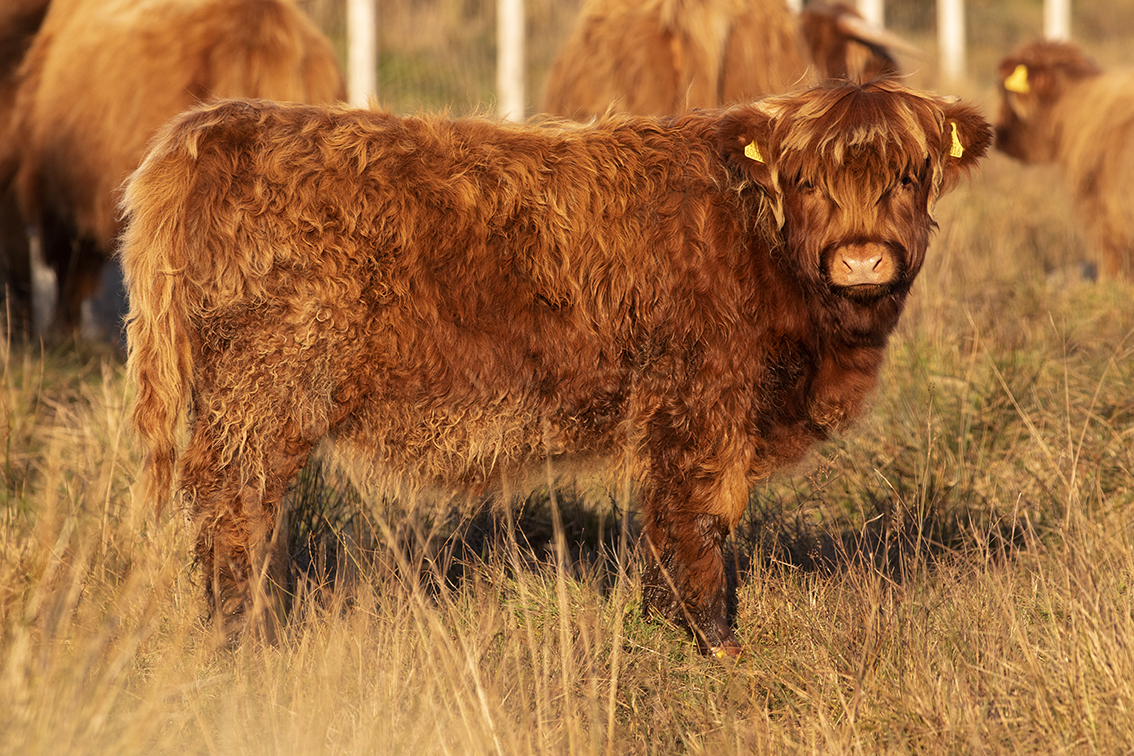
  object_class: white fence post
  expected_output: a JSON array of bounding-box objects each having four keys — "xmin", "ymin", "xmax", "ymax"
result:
[
  {"xmin": 497, "ymin": 0, "xmax": 525, "ymax": 121},
  {"xmin": 857, "ymin": 0, "xmax": 885, "ymax": 27},
  {"xmin": 1044, "ymin": 0, "xmax": 1072, "ymax": 40},
  {"xmin": 347, "ymin": 0, "xmax": 378, "ymax": 107},
  {"xmin": 938, "ymin": 0, "xmax": 965, "ymax": 84}
]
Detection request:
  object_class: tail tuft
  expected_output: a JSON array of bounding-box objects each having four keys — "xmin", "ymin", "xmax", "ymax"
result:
[{"xmin": 120, "ymin": 110, "xmax": 210, "ymax": 513}]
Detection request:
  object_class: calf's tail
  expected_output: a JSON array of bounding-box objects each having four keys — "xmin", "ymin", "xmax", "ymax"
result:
[{"xmin": 119, "ymin": 109, "xmax": 220, "ymax": 513}]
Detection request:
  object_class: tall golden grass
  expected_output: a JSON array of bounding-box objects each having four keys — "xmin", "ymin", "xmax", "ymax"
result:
[{"xmin": 4, "ymin": 1, "xmax": 1134, "ymax": 753}]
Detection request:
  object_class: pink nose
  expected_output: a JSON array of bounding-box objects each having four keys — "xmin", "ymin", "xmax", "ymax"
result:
[{"xmin": 829, "ymin": 243, "xmax": 896, "ymax": 287}]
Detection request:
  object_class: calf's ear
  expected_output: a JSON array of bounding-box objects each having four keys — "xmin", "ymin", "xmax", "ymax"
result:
[
  {"xmin": 935, "ymin": 99, "xmax": 993, "ymax": 194},
  {"xmin": 718, "ymin": 105, "xmax": 777, "ymax": 191}
]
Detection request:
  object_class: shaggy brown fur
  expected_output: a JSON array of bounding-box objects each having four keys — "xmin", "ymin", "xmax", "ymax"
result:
[
  {"xmin": 122, "ymin": 79, "xmax": 990, "ymax": 655},
  {"xmin": 5, "ymin": 0, "xmax": 344, "ymax": 334},
  {"xmin": 540, "ymin": 0, "xmax": 916, "ymax": 119},
  {"xmin": 995, "ymin": 39, "xmax": 1134, "ymax": 280}
]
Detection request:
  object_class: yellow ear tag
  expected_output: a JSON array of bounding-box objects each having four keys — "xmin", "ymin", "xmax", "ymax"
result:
[
  {"xmin": 1004, "ymin": 63, "xmax": 1030, "ymax": 94},
  {"xmin": 949, "ymin": 121, "xmax": 964, "ymax": 159},
  {"xmin": 744, "ymin": 140, "xmax": 764, "ymax": 163}
]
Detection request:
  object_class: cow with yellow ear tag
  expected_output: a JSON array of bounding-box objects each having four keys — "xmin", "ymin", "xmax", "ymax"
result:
[{"xmin": 995, "ymin": 39, "xmax": 1134, "ymax": 279}]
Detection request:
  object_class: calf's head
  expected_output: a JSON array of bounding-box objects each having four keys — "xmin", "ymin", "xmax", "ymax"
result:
[
  {"xmin": 720, "ymin": 78, "xmax": 990, "ymax": 314},
  {"xmin": 993, "ymin": 40, "xmax": 1101, "ymax": 164}
]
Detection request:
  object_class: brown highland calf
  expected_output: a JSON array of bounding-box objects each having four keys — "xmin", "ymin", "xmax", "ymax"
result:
[
  {"xmin": 541, "ymin": 0, "xmax": 916, "ymax": 119},
  {"xmin": 995, "ymin": 39, "xmax": 1134, "ymax": 280},
  {"xmin": 3, "ymin": 0, "xmax": 344, "ymax": 335},
  {"xmin": 122, "ymin": 79, "xmax": 990, "ymax": 655}
]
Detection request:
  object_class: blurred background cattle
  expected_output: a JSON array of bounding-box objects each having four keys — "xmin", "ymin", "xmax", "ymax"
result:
[
  {"xmin": 0, "ymin": 0, "xmax": 49, "ymax": 332},
  {"xmin": 0, "ymin": 0, "xmax": 344, "ymax": 340},
  {"xmin": 540, "ymin": 0, "xmax": 918, "ymax": 119},
  {"xmin": 799, "ymin": 2, "xmax": 916, "ymax": 81},
  {"xmin": 279, "ymin": 0, "xmax": 1133, "ymax": 116},
  {"xmin": 994, "ymin": 39, "xmax": 1134, "ymax": 281}
]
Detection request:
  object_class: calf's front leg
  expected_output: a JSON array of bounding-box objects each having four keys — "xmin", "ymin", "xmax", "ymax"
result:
[
  {"xmin": 641, "ymin": 506, "xmax": 737, "ymax": 656},
  {"xmin": 639, "ymin": 435, "xmax": 751, "ymax": 657}
]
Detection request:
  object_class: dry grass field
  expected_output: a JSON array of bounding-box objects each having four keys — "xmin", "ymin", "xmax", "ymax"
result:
[{"xmin": 4, "ymin": 1, "xmax": 1134, "ymax": 754}]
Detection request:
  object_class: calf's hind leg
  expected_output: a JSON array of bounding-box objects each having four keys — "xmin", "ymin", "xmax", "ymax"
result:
[{"xmin": 180, "ymin": 422, "xmax": 316, "ymax": 644}]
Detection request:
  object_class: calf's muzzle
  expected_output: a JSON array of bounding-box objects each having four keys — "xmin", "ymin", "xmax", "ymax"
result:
[{"xmin": 828, "ymin": 241, "xmax": 898, "ymax": 288}]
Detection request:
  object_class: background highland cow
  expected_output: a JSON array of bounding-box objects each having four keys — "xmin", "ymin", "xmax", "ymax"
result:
[
  {"xmin": 994, "ymin": 39, "xmax": 1134, "ymax": 281},
  {"xmin": 0, "ymin": 0, "xmax": 345, "ymax": 338},
  {"xmin": 799, "ymin": 2, "xmax": 914, "ymax": 82},
  {"xmin": 0, "ymin": 0, "xmax": 49, "ymax": 333},
  {"xmin": 121, "ymin": 79, "xmax": 989, "ymax": 654},
  {"xmin": 540, "ymin": 0, "xmax": 917, "ymax": 119}
]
